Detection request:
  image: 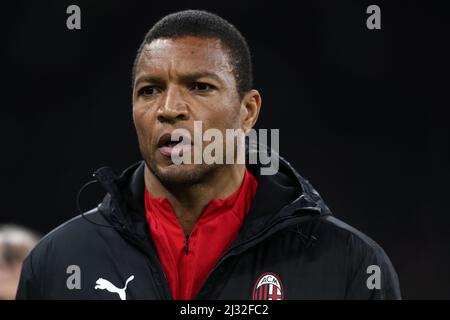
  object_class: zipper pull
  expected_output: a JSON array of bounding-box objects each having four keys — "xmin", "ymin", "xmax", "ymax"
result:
[{"xmin": 185, "ymin": 234, "xmax": 189, "ymax": 255}]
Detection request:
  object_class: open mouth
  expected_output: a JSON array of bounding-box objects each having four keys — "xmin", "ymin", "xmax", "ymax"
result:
[{"xmin": 157, "ymin": 132, "xmax": 192, "ymax": 158}]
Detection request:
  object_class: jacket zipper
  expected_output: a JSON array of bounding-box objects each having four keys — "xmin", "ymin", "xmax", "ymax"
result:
[
  {"xmin": 185, "ymin": 234, "xmax": 190, "ymax": 254},
  {"xmin": 124, "ymin": 209, "xmax": 319, "ymax": 299}
]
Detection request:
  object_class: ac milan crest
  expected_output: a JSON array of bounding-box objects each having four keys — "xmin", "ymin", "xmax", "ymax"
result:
[{"xmin": 252, "ymin": 272, "xmax": 284, "ymax": 300}]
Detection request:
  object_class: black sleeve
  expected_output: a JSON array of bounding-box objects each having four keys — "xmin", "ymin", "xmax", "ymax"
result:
[
  {"xmin": 345, "ymin": 235, "xmax": 402, "ymax": 300},
  {"xmin": 16, "ymin": 254, "xmax": 41, "ymax": 300}
]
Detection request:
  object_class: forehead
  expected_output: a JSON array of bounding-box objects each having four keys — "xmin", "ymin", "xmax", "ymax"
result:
[{"xmin": 135, "ymin": 36, "xmax": 233, "ymax": 77}]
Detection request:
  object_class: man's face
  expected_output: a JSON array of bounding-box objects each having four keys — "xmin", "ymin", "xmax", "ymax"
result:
[{"xmin": 133, "ymin": 36, "xmax": 244, "ymax": 186}]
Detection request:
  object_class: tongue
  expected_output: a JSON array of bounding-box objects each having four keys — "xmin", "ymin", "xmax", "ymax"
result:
[{"xmin": 159, "ymin": 143, "xmax": 191, "ymax": 158}]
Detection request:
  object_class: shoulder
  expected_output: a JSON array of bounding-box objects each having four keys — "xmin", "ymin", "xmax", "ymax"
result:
[
  {"xmin": 313, "ymin": 215, "xmax": 395, "ymax": 269},
  {"xmin": 17, "ymin": 208, "xmax": 111, "ymax": 299},
  {"xmin": 24, "ymin": 207, "xmax": 109, "ymax": 273},
  {"xmin": 319, "ymin": 215, "xmax": 387, "ymax": 256},
  {"xmin": 315, "ymin": 215, "xmax": 401, "ymax": 298}
]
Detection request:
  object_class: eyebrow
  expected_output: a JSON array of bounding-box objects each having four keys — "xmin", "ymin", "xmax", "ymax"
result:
[
  {"xmin": 134, "ymin": 71, "xmax": 223, "ymax": 87},
  {"xmin": 134, "ymin": 75, "xmax": 165, "ymax": 87}
]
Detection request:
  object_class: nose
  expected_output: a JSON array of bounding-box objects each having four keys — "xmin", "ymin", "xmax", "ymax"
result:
[{"xmin": 157, "ymin": 86, "xmax": 189, "ymax": 123}]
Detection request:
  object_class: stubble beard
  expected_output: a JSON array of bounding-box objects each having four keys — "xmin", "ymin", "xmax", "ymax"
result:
[{"xmin": 144, "ymin": 153, "xmax": 222, "ymax": 189}]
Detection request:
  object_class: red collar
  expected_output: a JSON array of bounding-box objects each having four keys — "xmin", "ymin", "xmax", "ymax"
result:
[{"xmin": 144, "ymin": 167, "xmax": 258, "ymax": 299}]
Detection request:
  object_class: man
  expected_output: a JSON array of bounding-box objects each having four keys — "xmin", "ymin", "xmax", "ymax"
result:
[{"xmin": 16, "ymin": 10, "xmax": 401, "ymax": 300}]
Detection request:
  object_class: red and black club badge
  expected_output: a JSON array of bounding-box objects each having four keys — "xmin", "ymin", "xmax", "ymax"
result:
[{"xmin": 252, "ymin": 272, "xmax": 284, "ymax": 300}]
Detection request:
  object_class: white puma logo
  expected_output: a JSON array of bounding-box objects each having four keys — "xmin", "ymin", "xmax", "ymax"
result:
[{"xmin": 94, "ymin": 275, "xmax": 134, "ymax": 300}]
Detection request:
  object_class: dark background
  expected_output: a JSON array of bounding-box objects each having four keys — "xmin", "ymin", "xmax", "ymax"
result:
[{"xmin": 2, "ymin": 0, "xmax": 449, "ymax": 298}]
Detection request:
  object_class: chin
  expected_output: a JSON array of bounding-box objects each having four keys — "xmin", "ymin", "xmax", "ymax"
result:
[{"xmin": 150, "ymin": 161, "xmax": 219, "ymax": 187}]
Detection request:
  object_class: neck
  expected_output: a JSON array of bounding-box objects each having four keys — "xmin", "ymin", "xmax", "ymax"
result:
[{"xmin": 144, "ymin": 164, "xmax": 246, "ymax": 235}]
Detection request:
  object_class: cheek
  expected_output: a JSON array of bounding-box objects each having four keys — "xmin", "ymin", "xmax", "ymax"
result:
[
  {"xmin": 133, "ymin": 106, "xmax": 155, "ymax": 144},
  {"xmin": 132, "ymin": 109, "xmax": 145, "ymax": 134},
  {"xmin": 133, "ymin": 100, "xmax": 155, "ymax": 125},
  {"xmin": 204, "ymin": 95, "xmax": 241, "ymax": 127},
  {"xmin": 201, "ymin": 112, "xmax": 240, "ymax": 140},
  {"xmin": 215, "ymin": 104, "xmax": 241, "ymax": 129}
]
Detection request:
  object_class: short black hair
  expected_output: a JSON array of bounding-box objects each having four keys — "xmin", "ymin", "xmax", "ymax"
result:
[{"xmin": 132, "ymin": 10, "xmax": 253, "ymax": 99}]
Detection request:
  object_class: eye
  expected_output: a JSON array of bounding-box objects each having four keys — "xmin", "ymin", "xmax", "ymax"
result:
[
  {"xmin": 138, "ymin": 86, "xmax": 159, "ymax": 97},
  {"xmin": 191, "ymin": 82, "xmax": 214, "ymax": 91}
]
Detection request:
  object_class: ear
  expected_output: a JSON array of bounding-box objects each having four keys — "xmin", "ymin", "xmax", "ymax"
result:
[{"xmin": 240, "ymin": 89, "xmax": 262, "ymax": 133}]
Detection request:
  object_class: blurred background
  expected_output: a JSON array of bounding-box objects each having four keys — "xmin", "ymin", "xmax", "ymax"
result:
[{"xmin": 2, "ymin": 0, "xmax": 449, "ymax": 298}]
